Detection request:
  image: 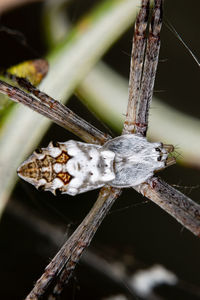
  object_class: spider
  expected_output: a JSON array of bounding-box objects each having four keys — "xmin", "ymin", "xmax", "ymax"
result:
[{"xmin": 0, "ymin": 0, "xmax": 200, "ymax": 299}]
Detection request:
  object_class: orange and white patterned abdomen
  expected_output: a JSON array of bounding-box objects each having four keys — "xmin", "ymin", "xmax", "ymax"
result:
[{"xmin": 17, "ymin": 140, "xmax": 115, "ymax": 196}]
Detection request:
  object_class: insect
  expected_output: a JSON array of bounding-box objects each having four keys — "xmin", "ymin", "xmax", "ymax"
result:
[{"xmin": 0, "ymin": 0, "xmax": 200, "ymax": 299}]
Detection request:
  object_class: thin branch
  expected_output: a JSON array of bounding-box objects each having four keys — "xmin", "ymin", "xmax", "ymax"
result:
[
  {"xmin": 25, "ymin": 187, "xmax": 121, "ymax": 300},
  {"xmin": 135, "ymin": 177, "xmax": 200, "ymax": 237}
]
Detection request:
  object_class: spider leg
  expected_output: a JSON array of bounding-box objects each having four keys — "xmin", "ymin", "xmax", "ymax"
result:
[
  {"xmin": 136, "ymin": 0, "xmax": 163, "ymax": 136},
  {"xmin": 123, "ymin": 0, "xmax": 150, "ymax": 135},
  {"xmin": 135, "ymin": 177, "xmax": 200, "ymax": 237},
  {"xmin": 0, "ymin": 79, "xmax": 109, "ymax": 145},
  {"xmin": 123, "ymin": 0, "xmax": 163, "ymax": 137},
  {"xmin": 25, "ymin": 187, "xmax": 121, "ymax": 300}
]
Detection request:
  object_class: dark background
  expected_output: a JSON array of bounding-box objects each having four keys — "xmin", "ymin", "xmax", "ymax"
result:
[{"xmin": 0, "ymin": 0, "xmax": 200, "ymax": 299}]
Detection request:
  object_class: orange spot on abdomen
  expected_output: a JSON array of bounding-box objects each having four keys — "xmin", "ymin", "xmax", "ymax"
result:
[
  {"xmin": 56, "ymin": 151, "xmax": 70, "ymax": 164},
  {"xmin": 57, "ymin": 172, "xmax": 71, "ymax": 184}
]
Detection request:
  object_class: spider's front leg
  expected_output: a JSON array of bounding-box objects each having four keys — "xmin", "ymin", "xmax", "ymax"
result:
[
  {"xmin": 123, "ymin": 0, "xmax": 163, "ymax": 137},
  {"xmin": 123, "ymin": 0, "xmax": 150, "ymax": 135},
  {"xmin": 118, "ymin": 0, "xmax": 175, "ymax": 186}
]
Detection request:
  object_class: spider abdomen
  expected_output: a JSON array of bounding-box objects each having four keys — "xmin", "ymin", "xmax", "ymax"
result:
[{"xmin": 17, "ymin": 140, "xmax": 115, "ymax": 196}]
